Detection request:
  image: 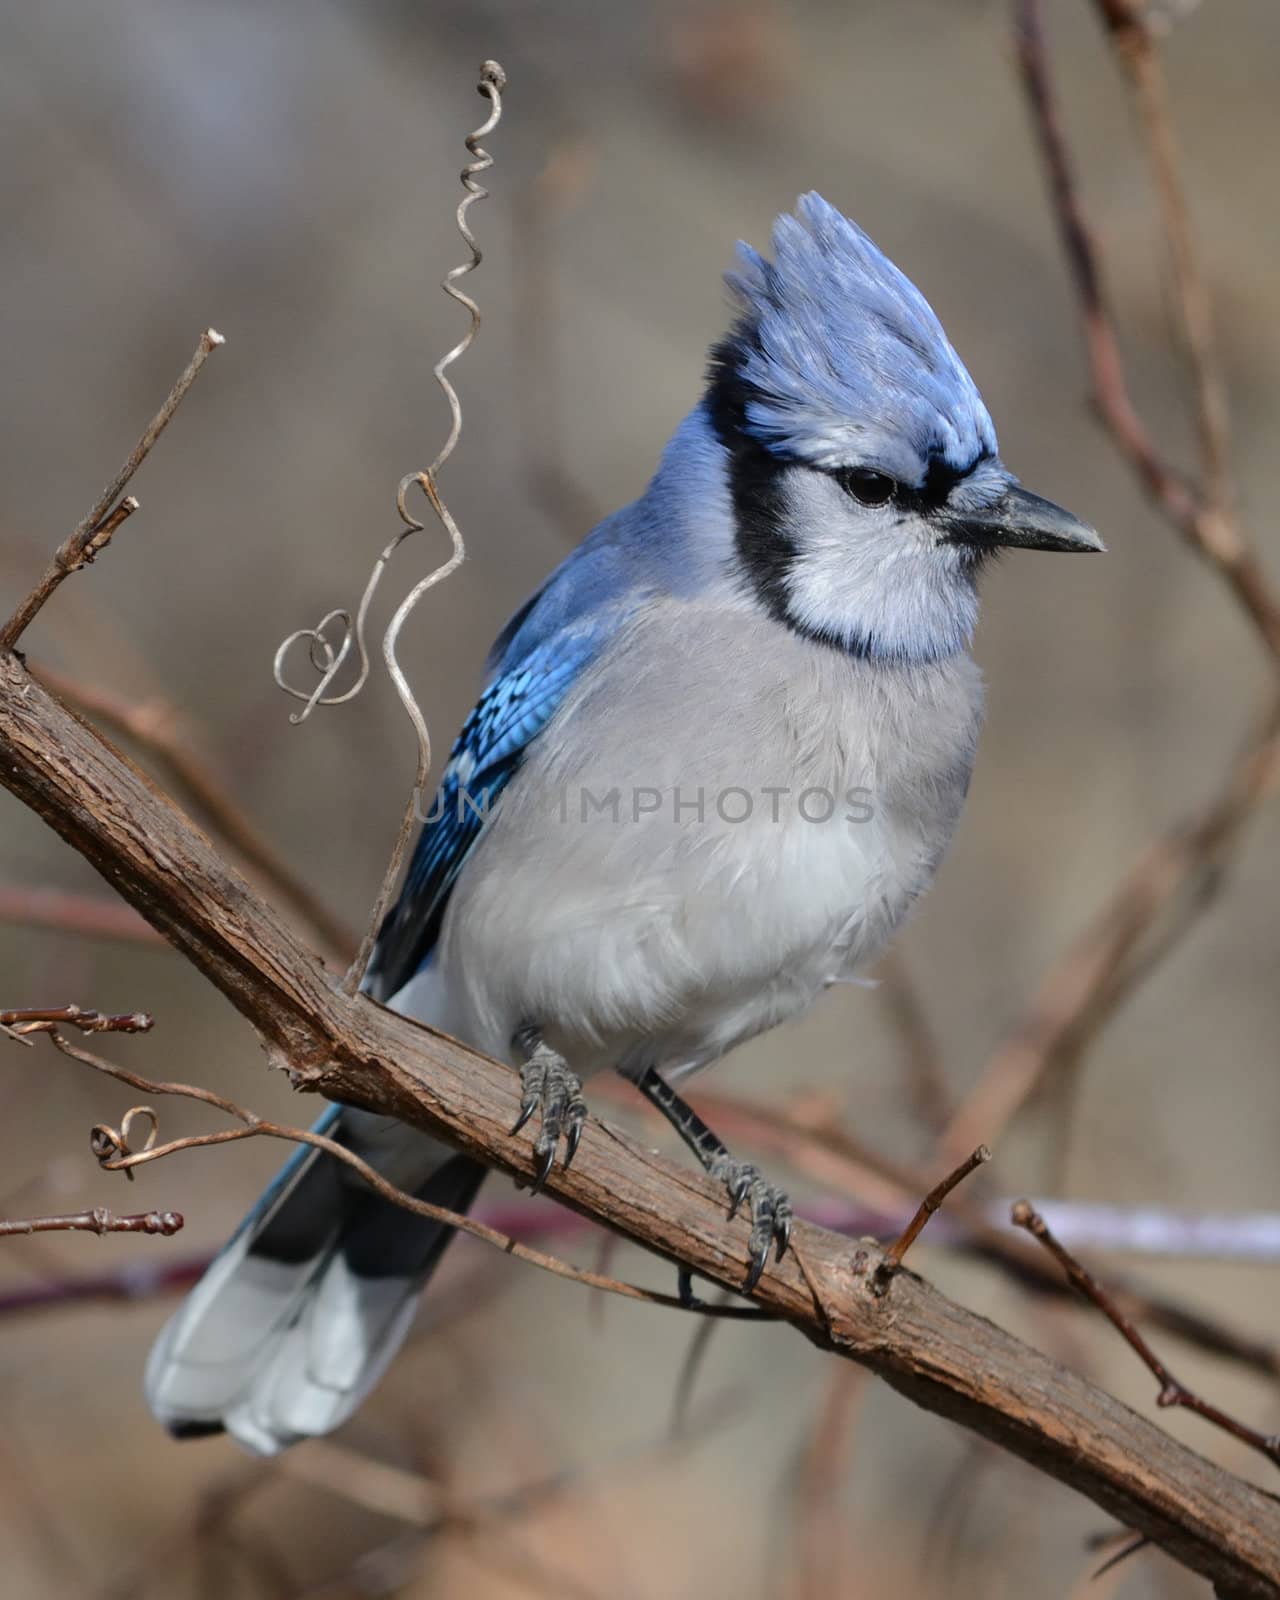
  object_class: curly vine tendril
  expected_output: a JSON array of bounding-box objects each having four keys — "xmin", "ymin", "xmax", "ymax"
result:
[{"xmin": 273, "ymin": 59, "xmax": 508, "ymax": 779}]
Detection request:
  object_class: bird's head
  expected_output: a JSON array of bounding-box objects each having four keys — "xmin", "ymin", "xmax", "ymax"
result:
[{"xmin": 705, "ymin": 193, "xmax": 1101, "ymax": 663}]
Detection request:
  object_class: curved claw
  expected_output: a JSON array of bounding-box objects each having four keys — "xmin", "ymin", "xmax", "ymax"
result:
[
  {"xmin": 510, "ymin": 1098, "xmax": 538, "ymax": 1138},
  {"xmin": 775, "ymin": 1209, "xmax": 793, "ymax": 1260},
  {"xmin": 726, "ymin": 1167, "xmax": 754, "ymax": 1221},
  {"xmin": 562, "ymin": 1113, "xmax": 584, "ymax": 1170},
  {"xmin": 530, "ymin": 1139, "xmax": 557, "ymax": 1195},
  {"xmin": 743, "ymin": 1240, "xmax": 770, "ymax": 1295}
]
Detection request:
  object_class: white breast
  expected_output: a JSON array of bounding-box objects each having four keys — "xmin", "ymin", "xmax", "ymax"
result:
[{"xmin": 431, "ymin": 598, "xmax": 984, "ymax": 1077}]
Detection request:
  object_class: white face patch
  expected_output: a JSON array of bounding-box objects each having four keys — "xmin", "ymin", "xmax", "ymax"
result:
[{"xmin": 776, "ymin": 467, "xmax": 980, "ymax": 662}]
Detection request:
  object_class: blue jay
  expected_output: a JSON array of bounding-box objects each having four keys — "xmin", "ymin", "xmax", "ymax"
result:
[{"xmin": 146, "ymin": 194, "xmax": 1101, "ymax": 1453}]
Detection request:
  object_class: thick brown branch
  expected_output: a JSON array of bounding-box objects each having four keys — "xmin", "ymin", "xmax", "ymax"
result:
[{"xmin": 1, "ymin": 655, "xmax": 1278, "ymax": 1594}]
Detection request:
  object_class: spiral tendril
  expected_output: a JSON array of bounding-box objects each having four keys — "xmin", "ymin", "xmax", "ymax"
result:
[
  {"xmin": 90, "ymin": 1104, "xmax": 160, "ymax": 1181},
  {"xmin": 272, "ymin": 61, "xmax": 507, "ymax": 990},
  {"xmin": 273, "ymin": 61, "xmax": 505, "ymax": 745}
]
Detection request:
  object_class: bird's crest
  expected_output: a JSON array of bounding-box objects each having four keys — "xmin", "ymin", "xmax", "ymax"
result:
[{"xmin": 719, "ymin": 193, "xmax": 997, "ymax": 487}]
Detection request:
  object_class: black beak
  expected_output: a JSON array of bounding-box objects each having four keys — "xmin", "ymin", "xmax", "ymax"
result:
[{"xmin": 944, "ymin": 483, "xmax": 1104, "ymax": 554}]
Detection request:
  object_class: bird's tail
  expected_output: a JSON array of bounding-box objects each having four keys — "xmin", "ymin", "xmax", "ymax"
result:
[{"xmin": 144, "ymin": 1105, "xmax": 485, "ymax": 1454}]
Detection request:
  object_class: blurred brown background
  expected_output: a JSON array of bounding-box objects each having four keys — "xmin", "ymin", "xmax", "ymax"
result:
[{"xmin": 1, "ymin": 1, "xmax": 1277, "ymax": 1595}]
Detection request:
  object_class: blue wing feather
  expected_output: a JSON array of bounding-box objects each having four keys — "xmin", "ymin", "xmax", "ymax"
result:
[
  {"xmin": 367, "ymin": 630, "xmax": 603, "ymax": 999},
  {"xmin": 367, "ymin": 487, "xmax": 664, "ymax": 1001}
]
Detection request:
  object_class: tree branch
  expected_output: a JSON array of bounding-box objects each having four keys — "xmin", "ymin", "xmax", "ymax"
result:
[{"xmin": 2, "ymin": 655, "xmax": 1278, "ymax": 1594}]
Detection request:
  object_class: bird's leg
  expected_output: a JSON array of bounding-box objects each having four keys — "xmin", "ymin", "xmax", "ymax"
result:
[
  {"xmin": 510, "ymin": 1024, "xmax": 587, "ymax": 1194},
  {"xmin": 631, "ymin": 1065, "xmax": 792, "ymax": 1293}
]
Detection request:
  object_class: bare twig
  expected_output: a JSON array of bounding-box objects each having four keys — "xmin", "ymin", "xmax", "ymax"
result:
[
  {"xmin": 1013, "ymin": 1200, "xmax": 1280, "ymax": 1474},
  {"xmin": 0, "ymin": 330, "xmax": 223, "ymax": 652},
  {"xmin": 0, "ymin": 1005, "xmax": 153, "ymax": 1037},
  {"xmin": 0, "ymin": 1207, "xmax": 182, "ymax": 1238},
  {"xmin": 1014, "ymin": 0, "xmax": 1192, "ymax": 519},
  {"xmin": 871, "ymin": 1145, "xmax": 991, "ymax": 1295},
  {"xmin": 348, "ymin": 61, "xmax": 509, "ymax": 994}
]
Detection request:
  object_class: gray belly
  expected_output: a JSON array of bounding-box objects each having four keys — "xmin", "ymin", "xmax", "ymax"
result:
[{"xmin": 429, "ymin": 600, "xmax": 984, "ymax": 1075}]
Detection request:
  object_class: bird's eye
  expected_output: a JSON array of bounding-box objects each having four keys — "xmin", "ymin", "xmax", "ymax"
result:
[{"xmin": 842, "ymin": 469, "xmax": 896, "ymax": 507}]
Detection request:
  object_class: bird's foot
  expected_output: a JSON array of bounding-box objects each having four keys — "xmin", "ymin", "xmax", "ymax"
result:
[
  {"xmin": 510, "ymin": 1034, "xmax": 586, "ymax": 1194},
  {"xmin": 708, "ymin": 1156, "xmax": 793, "ymax": 1292}
]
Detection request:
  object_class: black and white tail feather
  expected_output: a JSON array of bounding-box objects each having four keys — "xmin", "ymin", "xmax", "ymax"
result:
[
  {"xmin": 145, "ymin": 1099, "xmax": 484, "ymax": 1453},
  {"xmin": 144, "ymin": 965, "xmax": 486, "ymax": 1454}
]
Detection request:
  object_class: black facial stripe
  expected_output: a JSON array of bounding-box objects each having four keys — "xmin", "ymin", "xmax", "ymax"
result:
[
  {"xmin": 703, "ymin": 328, "xmax": 987, "ymax": 656},
  {"xmin": 705, "ymin": 332, "xmax": 798, "ymax": 630},
  {"xmin": 706, "ymin": 333, "xmax": 878, "ymax": 657}
]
